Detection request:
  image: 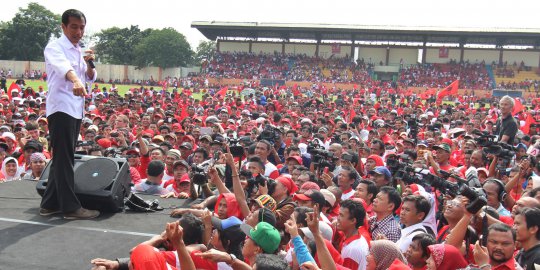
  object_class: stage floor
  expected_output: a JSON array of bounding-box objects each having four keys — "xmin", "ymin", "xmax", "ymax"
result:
[{"xmin": 0, "ymin": 180, "xmax": 188, "ymax": 270}]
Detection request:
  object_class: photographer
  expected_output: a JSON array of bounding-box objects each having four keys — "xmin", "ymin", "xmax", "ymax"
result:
[
  {"xmin": 472, "ymin": 223, "xmax": 520, "ymax": 270},
  {"xmin": 495, "ymin": 96, "xmax": 518, "ymax": 144}
]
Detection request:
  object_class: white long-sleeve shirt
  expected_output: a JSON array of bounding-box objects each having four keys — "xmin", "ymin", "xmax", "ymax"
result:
[{"xmin": 44, "ymin": 34, "xmax": 96, "ymax": 119}]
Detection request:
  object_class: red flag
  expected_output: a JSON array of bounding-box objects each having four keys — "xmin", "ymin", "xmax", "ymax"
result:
[
  {"xmin": 512, "ymin": 98, "xmax": 524, "ymax": 116},
  {"xmin": 436, "ymin": 80, "xmax": 459, "ymax": 101},
  {"xmin": 349, "ymin": 107, "xmax": 356, "ymax": 122},
  {"xmin": 215, "ymin": 86, "xmax": 228, "ymax": 97},
  {"xmin": 7, "ymin": 82, "xmax": 21, "ymax": 101},
  {"xmin": 521, "ymin": 113, "xmax": 534, "ymax": 134}
]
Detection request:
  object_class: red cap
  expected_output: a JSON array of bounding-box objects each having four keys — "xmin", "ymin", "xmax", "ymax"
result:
[
  {"xmin": 276, "ymin": 176, "xmax": 298, "ymax": 195},
  {"xmin": 142, "ymin": 129, "xmax": 155, "ymax": 137},
  {"xmin": 286, "ymin": 155, "xmax": 302, "ymax": 165},
  {"xmin": 97, "ymin": 138, "xmax": 112, "ymax": 148}
]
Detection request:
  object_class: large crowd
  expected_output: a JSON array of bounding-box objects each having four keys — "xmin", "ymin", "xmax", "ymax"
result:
[{"xmin": 1, "ymin": 55, "xmax": 540, "ymax": 270}]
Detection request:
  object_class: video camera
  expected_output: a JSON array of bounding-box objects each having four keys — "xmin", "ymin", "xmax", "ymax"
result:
[
  {"xmin": 76, "ymin": 140, "xmax": 94, "ymax": 147},
  {"xmin": 307, "ymin": 141, "xmax": 337, "ymax": 172},
  {"xmin": 227, "ymin": 138, "xmax": 244, "ymax": 157},
  {"xmin": 473, "ymin": 130, "xmax": 515, "ymax": 173},
  {"xmin": 246, "ymin": 174, "xmax": 276, "ymax": 197},
  {"xmin": 191, "ymin": 156, "xmax": 218, "ymax": 186},
  {"xmin": 257, "ymin": 124, "xmax": 281, "ymax": 144}
]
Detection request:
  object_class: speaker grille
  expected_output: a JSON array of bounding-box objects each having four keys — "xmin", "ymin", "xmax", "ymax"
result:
[{"xmin": 74, "ymin": 158, "xmax": 119, "ymax": 193}]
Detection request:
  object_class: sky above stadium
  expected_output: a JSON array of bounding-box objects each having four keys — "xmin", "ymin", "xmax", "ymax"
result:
[{"xmin": 2, "ymin": 0, "xmax": 539, "ymax": 48}]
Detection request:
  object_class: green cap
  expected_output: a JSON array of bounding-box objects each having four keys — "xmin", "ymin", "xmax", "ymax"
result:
[
  {"xmin": 240, "ymin": 222, "xmax": 280, "ymax": 254},
  {"xmin": 433, "ymin": 143, "xmax": 451, "ymax": 153}
]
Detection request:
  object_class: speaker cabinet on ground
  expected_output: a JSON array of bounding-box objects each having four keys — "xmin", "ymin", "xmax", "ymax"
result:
[{"xmin": 36, "ymin": 155, "xmax": 132, "ymax": 212}]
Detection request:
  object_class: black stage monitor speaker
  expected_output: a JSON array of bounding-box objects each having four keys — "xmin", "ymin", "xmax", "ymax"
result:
[{"xmin": 36, "ymin": 155, "xmax": 132, "ymax": 212}]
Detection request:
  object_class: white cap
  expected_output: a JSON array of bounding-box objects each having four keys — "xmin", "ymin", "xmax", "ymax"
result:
[{"xmin": 299, "ymin": 222, "xmax": 333, "ymax": 241}]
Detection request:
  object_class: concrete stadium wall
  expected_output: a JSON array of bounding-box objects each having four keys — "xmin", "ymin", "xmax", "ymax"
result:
[
  {"xmin": 285, "ymin": 44, "xmax": 317, "ymax": 56},
  {"xmin": 463, "ymin": 49, "xmax": 499, "ymax": 63},
  {"xmin": 318, "ymin": 44, "xmax": 352, "ymax": 59},
  {"xmin": 0, "ymin": 60, "xmax": 198, "ymax": 81},
  {"xmin": 252, "ymin": 43, "xmax": 282, "ymax": 54},
  {"xmin": 503, "ymin": 50, "xmax": 540, "ymax": 67},
  {"xmin": 358, "ymin": 47, "xmax": 386, "ymax": 65},
  {"xmin": 425, "ymin": 48, "xmax": 461, "ymax": 63},
  {"xmin": 219, "ymin": 41, "xmax": 250, "ymax": 53},
  {"xmin": 389, "ymin": 48, "xmax": 418, "ymax": 65}
]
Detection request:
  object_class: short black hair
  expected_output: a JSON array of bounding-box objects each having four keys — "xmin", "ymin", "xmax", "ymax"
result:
[
  {"xmin": 340, "ymin": 199, "xmax": 366, "ymax": 228},
  {"xmin": 402, "ymin": 195, "xmax": 431, "ymax": 221},
  {"xmin": 254, "ymin": 254, "xmax": 289, "ymax": 270},
  {"xmin": 179, "ymin": 213, "xmax": 203, "ymax": 245},
  {"xmin": 248, "ymin": 156, "xmax": 265, "ymax": 170},
  {"xmin": 294, "ymin": 207, "xmax": 314, "ymax": 227},
  {"xmin": 193, "ymin": 148, "xmax": 209, "ymax": 160},
  {"xmin": 488, "ymin": 223, "xmax": 516, "ymax": 242},
  {"xmin": 358, "ymin": 180, "xmax": 378, "ymax": 204},
  {"xmin": 517, "ymin": 207, "xmax": 540, "ymax": 239},
  {"xmin": 412, "ymin": 233, "xmax": 436, "ymax": 258},
  {"xmin": 151, "ymin": 147, "xmax": 166, "ymax": 156},
  {"xmin": 528, "ymin": 187, "xmax": 540, "ymax": 198},
  {"xmin": 61, "ymin": 9, "xmax": 86, "ymax": 26},
  {"xmin": 379, "ymin": 186, "xmax": 402, "ymax": 213},
  {"xmin": 147, "ymin": 160, "xmax": 165, "ymax": 177}
]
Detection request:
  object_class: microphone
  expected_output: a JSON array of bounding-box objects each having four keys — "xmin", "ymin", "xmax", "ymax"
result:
[{"xmin": 79, "ymin": 42, "xmax": 95, "ymax": 69}]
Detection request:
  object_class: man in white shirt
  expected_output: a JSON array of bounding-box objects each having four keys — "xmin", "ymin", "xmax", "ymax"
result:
[
  {"xmin": 397, "ymin": 195, "xmax": 431, "ymax": 253},
  {"xmin": 39, "ymin": 9, "xmax": 99, "ymax": 220}
]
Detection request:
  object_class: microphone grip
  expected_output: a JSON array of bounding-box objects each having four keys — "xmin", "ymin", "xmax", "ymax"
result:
[{"xmin": 87, "ymin": 60, "xmax": 95, "ymax": 69}]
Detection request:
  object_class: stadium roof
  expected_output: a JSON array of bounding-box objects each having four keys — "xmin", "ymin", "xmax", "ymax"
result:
[{"xmin": 192, "ymin": 21, "xmax": 540, "ymax": 47}]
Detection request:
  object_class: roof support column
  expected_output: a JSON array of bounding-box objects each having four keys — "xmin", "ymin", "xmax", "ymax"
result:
[
  {"xmin": 499, "ymin": 48, "xmax": 504, "ymax": 65},
  {"xmin": 315, "ymin": 39, "xmax": 321, "ymax": 57},
  {"xmin": 422, "ymin": 41, "xmax": 427, "ymax": 64},
  {"xmin": 350, "ymin": 40, "xmax": 355, "ymax": 60},
  {"xmin": 385, "ymin": 47, "xmax": 390, "ymax": 65},
  {"xmin": 459, "ymin": 41, "xmax": 465, "ymax": 63},
  {"xmin": 216, "ymin": 39, "xmax": 221, "ymax": 52},
  {"xmin": 249, "ymin": 40, "xmax": 253, "ymax": 53},
  {"xmin": 282, "ymin": 41, "xmax": 285, "ymax": 54}
]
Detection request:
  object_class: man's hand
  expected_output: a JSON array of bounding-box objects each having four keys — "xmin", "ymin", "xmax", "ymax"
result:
[
  {"xmin": 301, "ymin": 261, "xmax": 322, "ymax": 270},
  {"xmin": 165, "ymin": 221, "xmax": 184, "ymax": 250},
  {"xmin": 321, "ymin": 172, "xmax": 334, "ymax": 188},
  {"xmin": 170, "ymin": 208, "xmax": 189, "ymax": 217},
  {"xmin": 194, "ymin": 249, "xmax": 231, "ymax": 263},
  {"xmin": 84, "ymin": 50, "xmax": 95, "ymax": 64},
  {"xmin": 90, "ymin": 258, "xmax": 119, "ymax": 270},
  {"xmin": 473, "ymin": 240, "xmax": 489, "ymax": 266},
  {"xmin": 306, "ymin": 205, "xmax": 320, "ymax": 236},
  {"xmin": 284, "ymin": 214, "xmax": 299, "ymax": 238},
  {"xmin": 201, "ymin": 209, "xmax": 212, "ymax": 227},
  {"xmin": 224, "ymin": 153, "xmax": 235, "ymax": 167},
  {"xmin": 161, "ymin": 192, "xmax": 177, "ymax": 199},
  {"xmin": 72, "ymin": 79, "xmax": 87, "ymax": 97}
]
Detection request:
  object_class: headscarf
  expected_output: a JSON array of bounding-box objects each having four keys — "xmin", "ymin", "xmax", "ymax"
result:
[
  {"xmin": 1, "ymin": 157, "xmax": 23, "ymax": 181},
  {"xmin": 427, "ymin": 244, "xmax": 468, "ymax": 270},
  {"xmin": 30, "ymin": 152, "xmax": 46, "ymax": 163},
  {"xmin": 130, "ymin": 244, "xmax": 175, "ymax": 270},
  {"xmin": 370, "ymin": 240, "xmax": 407, "ymax": 270}
]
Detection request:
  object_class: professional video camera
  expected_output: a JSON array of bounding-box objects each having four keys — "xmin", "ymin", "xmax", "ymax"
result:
[
  {"xmin": 459, "ymin": 185, "xmax": 488, "ymax": 214},
  {"xmin": 191, "ymin": 158, "xmax": 217, "ymax": 185},
  {"xmin": 227, "ymin": 138, "xmax": 244, "ymax": 157},
  {"xmin": 246, "ymin": 174, "xmax": 276, "ymax": 197},
  {"xmin": 307, "ymin": 141, "xmax": 337, "ymax": 172},
  {"xmin": 76, "ymin": 140, "xmax": 95, "ymax": 147},
  {"xmin": 473, "ymin": 130, "xmax": 516, "ymax": 174},
  {"xmin": 407, "ymin": 114, "xmax": 419, "ymax": 143},
  {"xmin": 258, "ymin": 124, "xmax": 281, "ymax": 144}
]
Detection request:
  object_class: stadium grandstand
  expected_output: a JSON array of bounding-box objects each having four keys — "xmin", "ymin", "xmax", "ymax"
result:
[{"xmin": 192, "ymin": 21, "xmax": 540, "ymax": 98}]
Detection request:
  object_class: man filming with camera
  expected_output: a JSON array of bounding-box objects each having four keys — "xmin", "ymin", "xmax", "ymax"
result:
[{"xmin": 495, "ymin": 96, "xmax": 519, "ymax": 144}]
